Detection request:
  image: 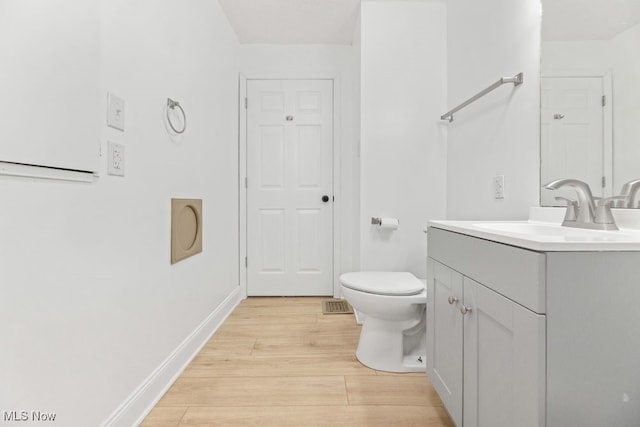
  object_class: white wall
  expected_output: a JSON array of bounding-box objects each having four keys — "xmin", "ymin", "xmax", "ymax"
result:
[
  {"xmin": 446, "ymin": 0, "xmax": 541, "ymax": 220},
  {"xmin": 541, "ymin": 40, "xmax": 611, "ymax": 76},
  {"xmin": 0, "ymin": 1, "xmax": 240, "ymax": 425},
  {"xmin": 238, "ymin": 44, "xmax": 359, "ymax": 280},
  {"xmin": 359, "ymin": 0, "xmax": 447, "ymax": 278}
]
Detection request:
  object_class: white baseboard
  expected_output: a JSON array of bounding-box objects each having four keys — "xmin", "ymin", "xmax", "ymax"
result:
[{"xmin": 102, "ymin": 287, "xmax": 242, "ymax": 427}]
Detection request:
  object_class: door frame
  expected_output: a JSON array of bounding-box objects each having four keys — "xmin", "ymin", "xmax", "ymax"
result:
[
  {"xmin": 238, "ymin": 73, "xmax": 343, "ymax": 299},
  {"xmin": 540, "ymin": 71, "xmax": 614, "ymax": 203}
]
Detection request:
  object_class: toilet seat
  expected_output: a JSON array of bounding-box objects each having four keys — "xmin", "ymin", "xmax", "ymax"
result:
[{"xmin": 340, "ymin": 272, "xmax": 424, "ymax": 296}]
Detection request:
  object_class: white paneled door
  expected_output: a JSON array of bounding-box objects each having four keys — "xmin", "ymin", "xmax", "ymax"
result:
[
  {"xmin": 541, "ymin": 76, "xmax": 607, "ymax": 206},
  {"xmin": 246, "ymin": 79, "xmax": 333, "ymax": 296}
]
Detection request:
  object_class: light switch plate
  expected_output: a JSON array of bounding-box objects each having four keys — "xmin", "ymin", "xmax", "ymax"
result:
[
  {"xmin": 107, "ymin": 141, "xmax": 125, "ymax": 176},
  {"xmin": 107, "ymin": 93, "xmax": 125, "ymax": 131},
  {"xmin": 494, "ymin": 174, "xmax": 505, "ymax": 199}
]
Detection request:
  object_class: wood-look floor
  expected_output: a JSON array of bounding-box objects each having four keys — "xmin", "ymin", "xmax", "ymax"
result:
[{"xmin": 142, "ymin": 297, "xmax": 454, "ymax": 427}]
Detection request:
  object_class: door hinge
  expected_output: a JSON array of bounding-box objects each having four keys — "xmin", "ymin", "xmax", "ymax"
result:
[
  {"xmin": 602, "ymin": 95, "xmax": 606, "ymax": 107},
  {"xmin": 245, "ymin": 97, "xmax": 248, "ymax": 109},
  {"xmin": 245, "ymin": 177, "xmax": 248, "ymax": 188},
  {"xmin": 245, "ymin": 256, "xmax": 248, "ymax": 267},
  {"xmin": 602, "ymin": 176, "xmax": 606, "ymax": 188}
]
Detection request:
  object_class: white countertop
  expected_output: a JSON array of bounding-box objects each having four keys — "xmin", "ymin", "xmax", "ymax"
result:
[{"xmin": 428, "ymin": 210, "xmax": 640, "ymax": 252}]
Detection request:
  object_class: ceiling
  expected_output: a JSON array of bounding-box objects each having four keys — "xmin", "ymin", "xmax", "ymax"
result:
[
  {"xmin": 217, "ymin": 0, "xmax": 640, "ymax": 45},
  {"xmin": 542, "ymin": 0, "xmax": 640, "ymax": 40},
  {"xmin": 217, "ymin": 0, "xmax": 361, "ymax": 45}
]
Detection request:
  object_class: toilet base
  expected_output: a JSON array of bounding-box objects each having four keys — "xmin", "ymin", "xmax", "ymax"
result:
[{"xmin": 355, "ymin": 312, "xmax": 426, "ymax": 373}]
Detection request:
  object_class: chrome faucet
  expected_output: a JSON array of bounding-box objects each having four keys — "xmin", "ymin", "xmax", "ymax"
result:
[
  {"xmin": 617, "ymin": 179, "xmax": 640, "ymax": 208},
  {"xmin": 544, "ymin": 179, "xmax": 596, "ymax": 223},
  {"xmin": 544, "ymin": 179, "xmax": 618, "ymax": 230}
]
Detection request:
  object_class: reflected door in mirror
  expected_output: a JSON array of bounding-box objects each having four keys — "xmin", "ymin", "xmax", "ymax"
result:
[{"xmin": 541, "ymin": 77, "xmax": 608, "ymax": 206}]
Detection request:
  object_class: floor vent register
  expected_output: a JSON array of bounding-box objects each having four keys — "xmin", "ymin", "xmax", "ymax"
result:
[{"xmin": 321, "ymin": 299, "xmax": 354, "ymax": 315}]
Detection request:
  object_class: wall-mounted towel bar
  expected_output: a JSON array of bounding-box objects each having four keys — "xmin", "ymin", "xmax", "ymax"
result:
[{"xmin": 440, "ymin": 72, "xmax": 524, "ymax": 122}]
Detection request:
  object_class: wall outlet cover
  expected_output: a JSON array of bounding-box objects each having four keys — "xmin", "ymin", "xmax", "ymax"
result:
[{"xmin": 107, "ymin": 141, "xmax": 125, "ymax": 177}]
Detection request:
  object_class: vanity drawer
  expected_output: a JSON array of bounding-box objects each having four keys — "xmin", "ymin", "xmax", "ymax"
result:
[{"xmin": 428, "ymin": 227, "xmax": 546, "ymax": 313}]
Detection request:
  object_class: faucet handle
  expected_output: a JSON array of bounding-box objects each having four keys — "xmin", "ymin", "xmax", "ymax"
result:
[
  {"xmin": 595, "ymin": 196, "xmax": 625, "ymax": 206},
  {"xmin": 555, "ymin": 196, "xmax": 578, "ymax": 222},
  {"xmin": 595, "ymin": 195, "xmax": 627, "ymax": 209},
  {"xmin": 555, "ymin": 196, "xmax": 577, "ymax": 205},
  {"xmin": 594, "ymin": 196, "xmax": 622, "ymax": 228}
]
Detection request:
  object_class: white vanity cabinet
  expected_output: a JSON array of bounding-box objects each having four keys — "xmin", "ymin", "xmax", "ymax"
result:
[
  {"xmin": 427, "ymin": 225, "xmax": 640, "ymax": 427},
  {"xmin": 462, "ymin": 275, "xmax": 545, "ymax": 427},
  {"xmin": 427, "ymin": 257, "xmax": 545, "ymax": 427},
  {"xmin": 427, "ymin": 260, "xmax": 464, "ymax": 424}
]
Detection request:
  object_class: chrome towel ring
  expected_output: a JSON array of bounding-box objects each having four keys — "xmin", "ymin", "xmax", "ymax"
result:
[{"xmin": 167, "ymin": 98, "xmax": 187, "ymax": 134}]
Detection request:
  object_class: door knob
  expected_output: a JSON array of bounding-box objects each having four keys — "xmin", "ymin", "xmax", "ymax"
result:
[
  {"xmin": 460, "ymin": 305, "xmax": 472, "ymax": 315},
  {"xmin": 448, "ymin": 296, "xmax": 459, "ymax": 305},
  {"xmin": 322, "ymin": 195, "xmax": 330, "ymax": 203}
]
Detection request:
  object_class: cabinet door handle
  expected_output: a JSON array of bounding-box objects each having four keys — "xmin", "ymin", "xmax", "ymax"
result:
[
  {"xmin": 460, "ymin": 305, "xmax": 472, "ymax": 315},
  {"xmin": 448, "ymin": 296, "xmax": 459, "ymax": 305}
]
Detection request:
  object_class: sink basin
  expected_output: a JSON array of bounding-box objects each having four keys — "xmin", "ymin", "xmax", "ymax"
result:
[
  {"xmin": 474, "ymin": 222, "xmax": 567, "ymax": 236},
  {"xmin": 472, "ymin": 221, "xmax": 627, "ymax": 239},
  {"xmin": 428, "ymin": 220, "xmax": 640, "ymax": 251}
]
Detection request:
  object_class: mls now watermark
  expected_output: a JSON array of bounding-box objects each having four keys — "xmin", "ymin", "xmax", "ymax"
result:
[{"xmin": 3, "ymin": 410, "xmax": 57, "ymax": 422}]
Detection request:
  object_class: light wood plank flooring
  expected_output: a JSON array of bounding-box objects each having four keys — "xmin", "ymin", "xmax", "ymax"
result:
[{"xmin": 142, "ymin": 297, "xmax": 454, "ymax": 426}]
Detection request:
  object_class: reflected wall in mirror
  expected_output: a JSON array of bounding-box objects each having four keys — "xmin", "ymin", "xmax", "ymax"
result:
[
  {"xmin": 540, "ymin": 0, "xmax": 640, "ymax": 207},
  {"xmin": 0, "ymin": 0, "xmax": 100, "ymax": 173}
]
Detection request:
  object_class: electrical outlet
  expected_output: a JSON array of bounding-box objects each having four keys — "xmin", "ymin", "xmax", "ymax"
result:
[
  {"xmin": 107, "ymin": 93, "xmax": 125, "ymax": 131},
  {"xmin": 108, "ymin": 141, "xmax": 125, "ymax": 176},
  {"xmin": 494, "ymin": 174, "xmax": 505, "ymax": 199}
]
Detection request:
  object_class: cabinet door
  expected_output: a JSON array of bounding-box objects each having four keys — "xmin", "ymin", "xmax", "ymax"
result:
[
  {"xmin": 462, "ymin": 277, "xmax": 545, "ymax": 427},
  {"xmin": 427, "ymin": 258, "xmax": 463, "ymax": 426}
]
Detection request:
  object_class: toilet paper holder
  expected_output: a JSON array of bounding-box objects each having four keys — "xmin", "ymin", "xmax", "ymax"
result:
[{"xmin": 371, "ymin": 217, "xmax": 399, "ymax": 226}]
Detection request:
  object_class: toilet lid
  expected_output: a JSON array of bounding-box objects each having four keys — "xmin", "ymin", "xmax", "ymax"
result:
[{"xmin": 340, "ymin": 272, "xmax": 424, "ymax": 296}]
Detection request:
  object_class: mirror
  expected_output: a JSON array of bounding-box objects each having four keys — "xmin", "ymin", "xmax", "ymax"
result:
[
  {"xmin": 540, "ymin": 0, "xmax": 640, "ymax": 207},
  {"xmin": 0, "ymin": 1, "xmax": 100, "ymax": 174}
]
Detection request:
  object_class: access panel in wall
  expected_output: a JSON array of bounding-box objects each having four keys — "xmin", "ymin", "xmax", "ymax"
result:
[{"xmin": 171, "ymin": 199, "xmax": 203, "ymax": 264}]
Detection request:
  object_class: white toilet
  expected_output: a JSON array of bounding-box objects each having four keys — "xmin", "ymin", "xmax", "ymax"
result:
[{"xmin": 340, "ymin": 272, "xmax": 427, "ymax": 373}]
